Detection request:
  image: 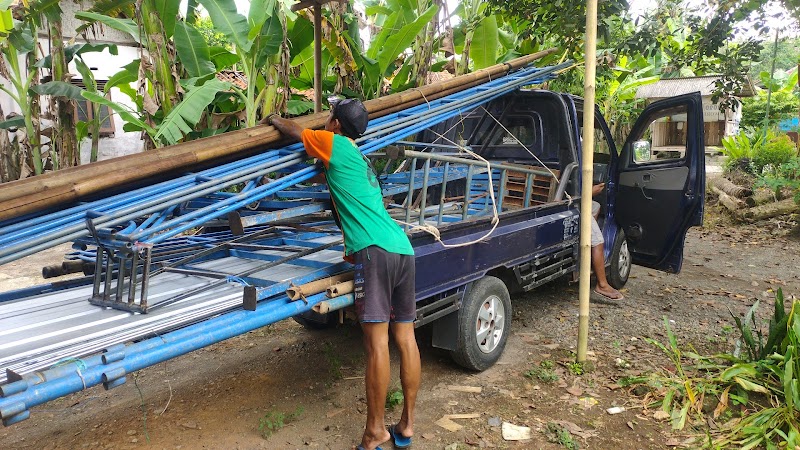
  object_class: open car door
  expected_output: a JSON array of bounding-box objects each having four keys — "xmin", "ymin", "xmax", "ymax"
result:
[{"xmin": 614, "ymin": 92, "xmax": 705, "ymax": 273}]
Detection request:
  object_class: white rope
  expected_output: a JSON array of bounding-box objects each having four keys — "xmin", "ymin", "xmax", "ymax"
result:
[{"xmin": 394, "ymin": 130, "xmax": 500, "ymax": 248}]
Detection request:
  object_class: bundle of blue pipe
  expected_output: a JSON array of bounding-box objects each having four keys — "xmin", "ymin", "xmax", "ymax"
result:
[
  {"xmin": 0, "ymin": 62, "xmax": 569, "ymax": 266},
  {"xmin": 0, "ymin": 61, "xmax": 570, "ymax": 426}
]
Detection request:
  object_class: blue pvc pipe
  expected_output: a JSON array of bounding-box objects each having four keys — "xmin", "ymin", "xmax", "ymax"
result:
[{"xmin": 0, "ymin": 290, "xmax": 342, "ymax": 424}]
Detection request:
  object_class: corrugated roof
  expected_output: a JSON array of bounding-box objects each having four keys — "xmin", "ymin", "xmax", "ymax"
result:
[
  {"xmin": 636, "ymin": 75, "xmax": 755, "ymax": 98},
  {"xmin": 216, "ymin": 70, "xmax": 248, "ymax": 90}
]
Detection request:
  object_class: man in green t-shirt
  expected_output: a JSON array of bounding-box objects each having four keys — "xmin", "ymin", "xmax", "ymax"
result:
[{"xmin": 265, "ymin": 99, "xmax": 418, "ymax": 450}]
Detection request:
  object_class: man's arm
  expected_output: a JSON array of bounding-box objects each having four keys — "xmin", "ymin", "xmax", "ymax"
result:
[
  {"xmin": 591, "ymin": 183, "xmax": 605, "ymax": 197},
  {"xmin": 262, "ymin": 114, "xmax": 304, "ymax": 141}
]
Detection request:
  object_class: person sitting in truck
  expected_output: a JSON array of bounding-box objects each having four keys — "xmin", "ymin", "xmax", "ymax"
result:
[
  {"xmin": 264, "ymin": 99, "xmax": 419, "ymax": 450},
  {"xmin": 591, "ymin": 183, "xmax": 624, "ymax": 301}
]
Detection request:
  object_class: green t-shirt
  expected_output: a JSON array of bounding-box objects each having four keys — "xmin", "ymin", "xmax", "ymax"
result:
[{"xmin": 301, "ymin": 129, "xmax": 413, "ymax": 257}]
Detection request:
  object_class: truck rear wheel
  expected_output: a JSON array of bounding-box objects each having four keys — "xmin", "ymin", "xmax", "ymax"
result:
[
  {"xmin": 293, "ymin": 310, "xmax": 337, "ymax": 330},
  {"xmin": 451, "ymin": 276, "xmax": 511, "ymax": 371},
  {"xmin": 608, "ymin": 229, "xmax": 631, "ymax": 289}
]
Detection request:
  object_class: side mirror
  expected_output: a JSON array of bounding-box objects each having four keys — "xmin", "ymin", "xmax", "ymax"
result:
[{"xmin": 632, "ymin": 140, "xmax": 652, "ymax": 162}]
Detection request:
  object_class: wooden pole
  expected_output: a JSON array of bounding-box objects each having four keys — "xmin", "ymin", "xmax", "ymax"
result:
[
  {"xmin": 577, "ymin": 0, "xmax": 599, "ymax": 363},
  {"xmin": 0, "ymin": 49, "xmax": 557, "ymax": 222},
  {"xmin": 313, "ymin": 1, "xmax": 323, "ymax": 113}
]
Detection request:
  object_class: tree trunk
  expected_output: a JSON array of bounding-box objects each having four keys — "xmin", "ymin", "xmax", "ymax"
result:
[
  {"xmin": 50, "ymin": 20, "xmax": 79, "ymax": 169},
  {"xmin": 744, "ymin": 188, "xmax": 777, "ymax": 207},
  {"xmin": 140, "ymin": 0, "xmax": 178, "ymax": 120},
  {"xmin": 27, "ymin": 49, "xmax": 43, "ymax": 174},
  {"xmin": 743, "ymin": 198, "xmax": 799, "ymax": 221},
  {"xmin": 0, "ymin": 102, "xmax": 20, "ymax": 182},
  {"xmin": 411, "ymin": 0, "xmax": 438, "ymax": 87},
  {"xmin": 712, "ymin": 186, "xmax": 745, "ymax": 215},
  {"xmin": 709, "ymin": 175, "xmax": 752, "ymax": 198}
]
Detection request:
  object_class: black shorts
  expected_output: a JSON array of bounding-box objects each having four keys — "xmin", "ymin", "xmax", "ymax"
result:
[{"xmin": 353, "ymin": 246, "xmax": 416, "ymax": 323}]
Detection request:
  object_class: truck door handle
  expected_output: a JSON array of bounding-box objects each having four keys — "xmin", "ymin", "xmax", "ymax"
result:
[
  {"xmin": 634, "ymin": 181, "xmax": 653, "ymax": 200},
  {"xmin": 642, "ymin": 173, "xmax": 652, "ymax": 182}
]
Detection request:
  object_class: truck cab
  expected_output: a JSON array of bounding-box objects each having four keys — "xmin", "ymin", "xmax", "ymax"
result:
[{"xmin": 406, "ymin": 89, "xmax": 706, "ymax": 370}]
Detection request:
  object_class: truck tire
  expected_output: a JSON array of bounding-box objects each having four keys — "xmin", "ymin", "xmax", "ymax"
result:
[
  {"xmin": 607, "ymin": 229, "xmax": 631, "ymax": 289},
  {"xmin": 293, "ymin": 310, "xmax": 337, "ymax": 330},
  {"xmin": 451, "ymin": 276, "xmax": 511, "ymax": 371}
]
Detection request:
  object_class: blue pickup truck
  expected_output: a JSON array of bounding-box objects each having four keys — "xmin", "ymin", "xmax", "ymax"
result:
[
  {"xmin": 299, "ymin": 88, "xmax": 706, "ymax": 371},
  {"xmin": 0, "ymin": 71, "xmax": 704, "ymax": 425}
]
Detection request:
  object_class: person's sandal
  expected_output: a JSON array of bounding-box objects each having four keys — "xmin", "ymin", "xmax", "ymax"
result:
[{"xmin": 388, "ymin": 424, "xmax": 412, "ymax": 448}]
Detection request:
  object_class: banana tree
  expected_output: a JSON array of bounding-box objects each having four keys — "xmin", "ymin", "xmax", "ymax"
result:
[
  {"xmin": 199, "ymin": 0, "xmax": 290, "ymax": 127},
  {"xmin": 351, "ymin": 0, "xmax": 439, "ymax": 97},
  {"xmin": 0, "ymin": 7, "xmax": 43, "ymax": 175}
]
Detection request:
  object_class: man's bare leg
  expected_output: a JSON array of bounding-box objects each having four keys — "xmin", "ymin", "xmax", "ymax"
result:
[
  {"xmin": 592, "ymin": 244, "xmax": 623, "ymax": 299},
  {"xmin": 360, "ymin": 322, "xmax": 391, "ymax": 450},
  {"xmin": 389, "ymin": 322, "xmax": 420, "ymax": 438}
]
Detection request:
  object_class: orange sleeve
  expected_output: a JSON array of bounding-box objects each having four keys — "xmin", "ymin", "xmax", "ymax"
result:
[{"xmin": 301, "ymin": 129, "xmax": 334, "ymax": 167}]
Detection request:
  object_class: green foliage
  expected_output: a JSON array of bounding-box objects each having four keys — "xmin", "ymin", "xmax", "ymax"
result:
[
  {"xmin": 749, "ymin": 36, "xmax": 800, "ymax": 78},
  {"xmin": 758, "ymin": 157, "xmax": 800, "ymax": 203},
  {"xmin": 545, "ymin": 422, "xmax": 580, "ymax": 449},
  {"xmin": 628, "ymin": 291, "xmax": 800, "ymax": 448},
  {"xmin": 174, "ymin": 21, "xmax": 215, "ymax": 78},
  {"xmin": 567, "ymin": 362, "xmax": 584, "ymax": 376},
  {"xmin": 741, "ymin": 90, "xmax": 800, "ymax": 130},
  {"xmin": 721, "ymin": 130, "xmax": 765, "ymax": 173},
  {"xmin": 153, "ymin": 78, "xmax": 232, "ymax": 145},
  {"xmin": 753, "ymin": 134, "xmax": 796, "ymax": 175},
  {"xmin": 257, "ymin": 406, "xmax": 303, "ymax": 438},
  {"xmin": 385, "ymin": 387, "xmax": 404, "ymax": 409},
  {"xmin": 524, "ymin": 360, "xmax": 559, "ymax": 383}
]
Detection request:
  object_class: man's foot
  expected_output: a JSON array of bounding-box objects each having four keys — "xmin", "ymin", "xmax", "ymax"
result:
[
  {"xmin": 359, "ymin": 428, "xmax": 390, "ymax": 450},
  {"xmin": 593, "ymin": 285, "xmax": 624, "ymax": 301},
  {"xmin": 389, "ymin": 423, "xmax": 413, "ymax": 448}
]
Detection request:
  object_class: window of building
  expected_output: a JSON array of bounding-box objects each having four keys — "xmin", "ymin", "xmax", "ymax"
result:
[{"xmin": 72, "ymin": 80, "xmax": 115, "ymax": 137}]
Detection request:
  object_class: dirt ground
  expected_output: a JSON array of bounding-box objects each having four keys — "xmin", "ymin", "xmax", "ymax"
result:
[{"xmin": 1, "ymin": 204, "xmax": 799, "ymax": 450}]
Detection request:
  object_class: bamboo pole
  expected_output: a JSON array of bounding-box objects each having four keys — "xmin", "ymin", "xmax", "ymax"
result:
[
  {"xmin": 577, "ymin": 0, "xmax": 598, "ymax": 364},
  {"xmin": 0, "ymin": 50, "xmax": 557, "ymax": 222},
  {"xmin": 286, "ymin": 272, "xmax": 353, "ymax": 301}
]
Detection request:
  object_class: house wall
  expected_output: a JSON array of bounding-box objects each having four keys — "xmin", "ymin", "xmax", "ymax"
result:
[
  {"xmin": 647, "ymin": 95, "xmax": 743, "ymax": 149},
  {"xmin": 0, "ymin": 0, "xmax": 145, "ymax": 168}
]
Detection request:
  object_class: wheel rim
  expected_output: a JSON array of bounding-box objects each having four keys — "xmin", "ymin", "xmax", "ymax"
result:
[
  {"xmin": 475, "ymin": 295, "xmax": 505, "ymax": 354},
  {"xmin": 618, "ymin": 239, "xmax": 631, "ymax": 280}
]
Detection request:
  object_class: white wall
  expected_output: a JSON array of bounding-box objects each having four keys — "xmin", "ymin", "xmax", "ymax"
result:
[{"xmin": 0, "ymin": 0, "xmax": 144, "ymax": 167}]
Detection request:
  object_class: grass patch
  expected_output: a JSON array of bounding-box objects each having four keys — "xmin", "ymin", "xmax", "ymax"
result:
[
  {"xmin": 626, "ymin": 289, "xmax": 800, "ymax": 448},
  {"xmin": 386, "ymin": 386, "xmax": 404, "ymax": 409},
  {"xmin": 524, "ymin": 360, "xmax": 559, "ymax": 383},
  {"xmin": 322, "ymin": 341, "xmax": 342, "ymax": 380},
  {"xmin": 545, "ymin": 422, "xmax": 580, "ymax": 449},
  {"xmin": 258, "ymin": 406, "xmax": 304, "ymax": 438}
]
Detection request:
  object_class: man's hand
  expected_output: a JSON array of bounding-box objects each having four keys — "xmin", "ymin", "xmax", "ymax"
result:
[
  {"xmin": 591, "ymin": 183, "xmax": 605, "ymax": 197},
  {"xmin": 264, "ymin": 114, "xmax": 304, "ymax": 141}
]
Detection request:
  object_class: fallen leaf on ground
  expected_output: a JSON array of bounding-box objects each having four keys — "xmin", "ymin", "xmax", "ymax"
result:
[
  {"xmin": 552, "ymin": 420, "xmax": 597, "ymax": 439},
  {"xmin": 652, "ymin": 410, "xmax": 670, "ymax": 421},
  {"xmin": 566, "ymin": 385, "xmax": 583, "ymax": 396}
]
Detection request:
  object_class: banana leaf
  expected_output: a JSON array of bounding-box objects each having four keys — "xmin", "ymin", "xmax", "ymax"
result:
[
  {"xmin": 31, "ymin": 81, "xmax": 84, "ymax": 100},
  {"xmin": 174, "ymin": 22, "xmax": 215, "ymax": 78},
  {"xmin": 75, "ymin": 12, "xmax": 141, "ymax": 44},
  {"xmin": 198, "ymin": 0, "xmax": 252, "ymax": 53},
  {"xmin": 154, "ymin": 79, "xmax": 231, "ymax": 145},
  {"xmin": 471, "ymin": 15, "xmax": 498, "ymax": 70}
]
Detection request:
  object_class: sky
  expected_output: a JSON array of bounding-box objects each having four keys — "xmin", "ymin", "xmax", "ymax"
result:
[{"xmin": 201, "ymin": 0, "xmax": 796, "ymax": 39}]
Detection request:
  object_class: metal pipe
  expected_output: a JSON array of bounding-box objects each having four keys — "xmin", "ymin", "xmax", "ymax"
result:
[
  {"xmin": 0, "ymin": 291, "xmax": 335, "ymax": 424},
  {"xmin": 313, "ymin": 293, "xmax": 354, "ymax": 314}
]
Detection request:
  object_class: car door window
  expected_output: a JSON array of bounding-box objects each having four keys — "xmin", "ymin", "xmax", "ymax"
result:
[{"xmin": 629, "ymin": 105, "xmax": 689, "ymax": 165}]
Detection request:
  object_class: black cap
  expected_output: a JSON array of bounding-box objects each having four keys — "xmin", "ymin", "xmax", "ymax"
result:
[{"xmin": 330, "ymin": 98, "xmax": 368, "ymax": 139}]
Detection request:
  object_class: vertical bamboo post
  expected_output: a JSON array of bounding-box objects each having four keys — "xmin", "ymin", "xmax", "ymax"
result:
[
  {"xmin": 577, "ymin": 0, "xmax": 599, "ymax": 363},
  {"xmin": 313, "ymin": 2, "xmax": 323, "ymax": 113},
  {"xmin": 762, "ymin": 27, "xmax": 779, "ymax": 137}
]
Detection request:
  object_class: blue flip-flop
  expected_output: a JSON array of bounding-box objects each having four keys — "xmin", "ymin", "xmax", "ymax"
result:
[
  {"xmin": 356, "ymin": 446, "xmax": 382, "ymax": 450},
  {"xmin": 388, "ymin": 424, "xmax": 412, "ymax": 448}
]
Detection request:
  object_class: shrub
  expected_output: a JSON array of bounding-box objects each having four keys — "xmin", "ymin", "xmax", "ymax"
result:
[{"xmin": 752, "ymin": 134, "xmax": 797, "ymax": 175}]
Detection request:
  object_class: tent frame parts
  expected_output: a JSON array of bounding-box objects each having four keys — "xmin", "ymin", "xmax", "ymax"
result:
[{"xmin": 0, "ymin": 61, "xmax": 584, "ymax": 426}]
